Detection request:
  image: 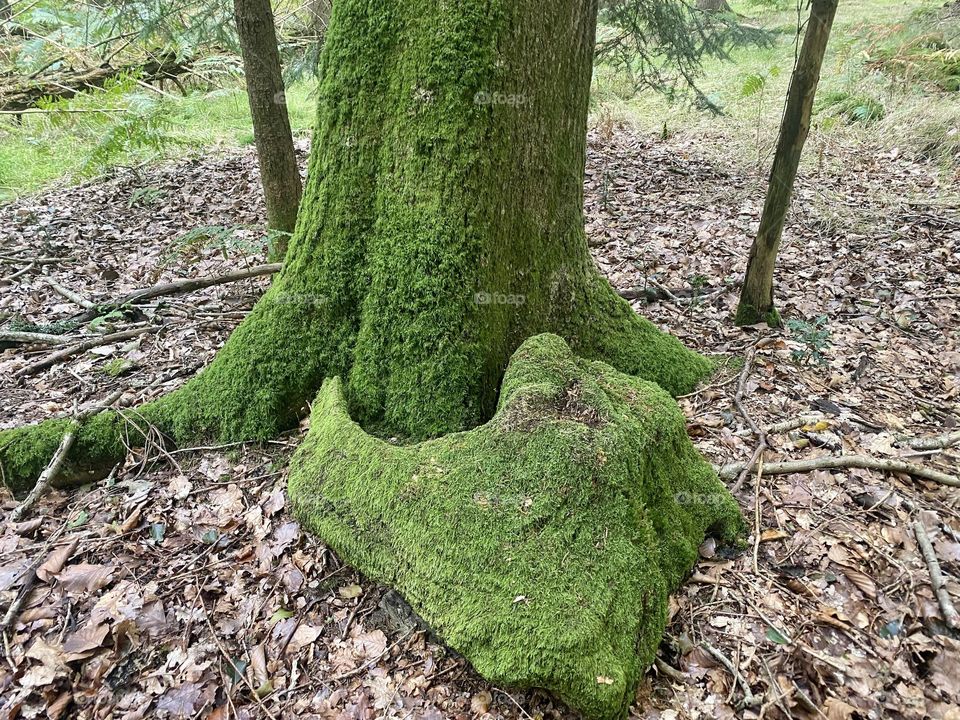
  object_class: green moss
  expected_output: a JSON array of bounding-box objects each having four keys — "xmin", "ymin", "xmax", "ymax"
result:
[
  {"xmin": 288, "ymin": 334, "xmax": 742, "ymax": 720},
  {"xmin": 734, "ymin": 301, "xmax": 782, "ymax": 328},
  {"xmin": 102, "ymin": 358, "xmax": 136, "ymax": 377},
  {"xmin": 0, "ymin": 412, "xmax": 131, "ymax": 497}
]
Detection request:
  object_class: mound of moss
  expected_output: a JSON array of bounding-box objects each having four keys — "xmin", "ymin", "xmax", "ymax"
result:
[{"xmin": 288, "ymin": 334, "xmax": 742, "ymax": 720}]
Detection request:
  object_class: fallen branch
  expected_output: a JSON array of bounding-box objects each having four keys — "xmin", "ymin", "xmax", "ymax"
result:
[
  {"xmin": 719, "ymin": 454, "xmax": 960, "ymax": 488},
  {"xmin": 0, "ymin": 51, "xmax": 191, "ymax": 112},
  {"xmin": 0, "ymin": 330, "xmax": 69, "ymax": 346},
  {"xmin": 898, "ymin": 430, "xmax": 960, "ymax": 452},
  {"xmin": 702, "ymin": 640, "xmax": 760, "ymax": 708},
  {"xmin": 764, "ymin": 414, "xmax": 826, "ymax": 435},
  {"xmin": 913, "ymin": 520, "xmax": 960, "ymax": 630},
  {"xmin": 10, "ymin": 390, "xmax": 123, "ymax": 522},
  {"xmin": 15, "ymin": 325, "xmax": 158, "ymax": 378},
  {"xmin": 107, "ymin": 263, "xmax": 281, "ymax": 306},
  {"xmin": 45, "ymin": 277, "xmax": 95, "ymax": 309}
]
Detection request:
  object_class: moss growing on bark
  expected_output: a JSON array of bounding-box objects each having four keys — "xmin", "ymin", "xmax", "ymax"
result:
[
  {"xmin": 0, "ymin": 413, "xmax": 131, "ymax": 497},
  {"xmin": 288, "ymin": 334, "xmax": 742, "ymax": 720}
]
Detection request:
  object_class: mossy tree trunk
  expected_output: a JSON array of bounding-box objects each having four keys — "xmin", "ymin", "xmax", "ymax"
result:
[
  {"xmin": 234, "ymin": 0, "xmax": 303, "ymax": 259},
  {"xmin": 735, "ymin": 0, "xmax": 838, "ymax": 327},
  {"xmin": 2, "ymin": 0, "xmax": 712, "ymax": 487},
  {"xmin": 0, "ymin": 3, "xmax": 743, "ymax": 715}
]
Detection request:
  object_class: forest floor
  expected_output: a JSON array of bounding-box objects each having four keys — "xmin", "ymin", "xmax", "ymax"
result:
[{"xmin": 0, "ymin": 126, "xmax": 958, "ymax": 720}]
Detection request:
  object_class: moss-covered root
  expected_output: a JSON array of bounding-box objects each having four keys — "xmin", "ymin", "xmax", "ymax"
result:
[
  {"xmin": 288, "ymin": 333, "xmax": 744, "ymax": 720},
  {"xmin": 0, "ymin": 412, "xmax": 132, "ymax": 497}
]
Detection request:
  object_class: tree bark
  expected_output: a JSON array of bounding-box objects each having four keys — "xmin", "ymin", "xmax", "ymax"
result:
[
  {"xmin": 735, "ymin": 0, "xmax": 838, "ymax": 327},
  {"xmin": 233, "ymin": 0, "xmax": 303, "ymax": 259},
  {"xmin": 696, "ymin": 0, "xmax": 732, "ymax": 11},
  {"xmin": 0, "ymin": 4, "xmax": 740, "ymax": 715},
  {"xmin": 2, "ymin": 0, "xmax": 712, "ymax": 478}
]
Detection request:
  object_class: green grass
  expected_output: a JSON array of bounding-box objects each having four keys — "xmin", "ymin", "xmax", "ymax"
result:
[
  {"xmin": 0, "ymin": 81, "xmax": 318, "ymax": 202},
  {"xmin": 592, "ymin": 0, "xmax": 960, "ymax": 177}
]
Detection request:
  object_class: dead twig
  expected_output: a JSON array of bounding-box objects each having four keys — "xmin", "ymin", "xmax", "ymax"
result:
[
  {"xmin": 898, "ymin": 430, "xmax": 960, "ymax": 452},
  {"xmin": 80, "ymin": 263, "xmax": 281, "ymax": 320},
  {"xmin": 15, "ymin": 325, "xmax": 158, "ymax": 378},
  {"xmin": 0, "ymin": 523, "xmax": 68, "ymax": 638},
  {"xmin": 702, "ymin": 640, "xmax": 760, "ymax": 708},
  {"xmin": 0, "ymin": 330, "xmax": 69, "ymax": 346},
  {"xmin": 44, "ymin": 276, "xmax": 96, "ymax": 309},
  {"xmin": 912, "ymin": 520, "xmax": 960, "ymax": 629},
  {"xmin": 719, "ymin": 454, "xmax": 960, "ymax": 488},
  {"xmin": 731, "ymin": 346, "xmax": 768, "ymax": 495},
  {"xmin": 10, "ymin": 390, "xmax": 124, "ymax": 522},
  {"xmin": 764, "ymin": 414, "xmax": 826, "ymax": 435}
]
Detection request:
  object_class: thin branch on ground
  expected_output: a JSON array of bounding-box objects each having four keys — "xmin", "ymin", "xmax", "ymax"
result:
[
  {"xmin": 719, "ymin": 454, "xmax": 960, "ymax": 488},
  {"xmin": 912, "ymin": 520, "xmax": 960, "ymax": 630},
  {"xmin": 702, "ymin": 640, "xmax": 760, "ymax": 708},
  {"xmin": 731, "ymin": 346, "xmax": 768, "ymax": 495},
  {"xmin": 898, "ymin": 430, "xmax": 960, "ymax": 452},
  {"xmin": 15, "ymin": 325, "xmax": 158, "ymax": 378},
  {"xmin": 44, "ymin": 276, "xmax": 96, "ymax": 309},
  {"xmin": 79, "ymin": 263, "xmax": 282, "ymax": 320},
  {"xmin": 0, "ymin": 523, "xmax": 68, "ymax": 638},
  {"xmin": 764, "ymin": 414, "xmax": 826, "ymax": 435},
  {"xmin": 10, "ymin": 390, "xmax": 124, "ymax": 522},
  {"xmin": 0, "ymin": 330, "xmax": 70, "ymax": 346}
]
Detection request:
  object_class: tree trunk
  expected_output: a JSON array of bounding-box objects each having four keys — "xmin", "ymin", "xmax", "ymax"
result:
[
  {"xmin": 233, "ymin": 0, "xmax": 303, "ymax": 259},
  {"xmin": 735, "ymin": 0, "xmax": 838, "ymax": 327},
  {"xmin": 1, "ymin": 2, "xmax": 741, "ymax": 716},
  {"xmin": 696, "ymin": 0, "xmax": 732, "ymax": 11}
]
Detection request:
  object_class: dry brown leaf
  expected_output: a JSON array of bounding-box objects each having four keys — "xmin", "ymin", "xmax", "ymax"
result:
[
  {"xmin": 63, "ymin": 621, "xmax": 110, "ymax": 659},
  {"xmin": 822, "ymin": 697, "xmax": 857, "ymax": 720},
  {"xmin": 57, "ymin": 563, "xmax": 116, "ymax": 594},
  {"xmin": 839, "ymin": 565, "xmax": 877, "ymax": 599},
  {"xmin": 36, "ymin": 539, "xmax": 78, "ymax": 583}
]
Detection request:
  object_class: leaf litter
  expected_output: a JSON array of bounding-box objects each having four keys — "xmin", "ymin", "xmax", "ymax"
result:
[{"xmin": 0, "ymin": 127, "xmax": 957, "ymax": 719}]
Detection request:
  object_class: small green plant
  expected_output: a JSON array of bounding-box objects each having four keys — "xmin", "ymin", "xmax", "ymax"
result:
[
  {"xmin": 785, "ymin": 315, "xmax": 832, "ymax": 365},
  {"xmin": 818, "ymin": 90, "xmax": 886, "ymax": 124},
  {"xmin": 164, "ymin": 224, "xmax": 286, "ymax": 264},
  {"xmin": 102, "ymin": 357, "xmax": 136, "ymax": 377},
  {"xmin": 128, "ymin": 186, "xmax": 167, "ymax": 208},
  {"xmin": 741, "ymin": 65, "xmax": 781, "ymax": 165}
]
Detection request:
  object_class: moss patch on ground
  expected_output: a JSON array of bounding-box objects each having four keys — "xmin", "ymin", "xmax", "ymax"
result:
[{"xmin": 288, "ymin": 334, "xmax": 743, "ymax": 720}]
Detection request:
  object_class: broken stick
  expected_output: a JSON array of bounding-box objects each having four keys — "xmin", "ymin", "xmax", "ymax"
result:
[
  {"xmin": 912, "ymin": 520, "xmax": 960, "ymax": 630},
  {"xmin": 718, "ymin": 454, "xmax": 959, "ymax": 488},
  {"xmin": 10, "ymin": 390, "xmax": 124, "ymax": 522}
]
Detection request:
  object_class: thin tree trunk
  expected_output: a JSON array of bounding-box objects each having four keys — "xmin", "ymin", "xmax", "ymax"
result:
[
  {"xmin": 735, "ymin": 0, "xmax": 838, "ymax": 327},
  {"xmin": 696, "ymin": 0, "xmax": 732, "ymax": 11},
  {"xmin": 233, "ymin": 0, "xmax": 303, "ymax": 260}
]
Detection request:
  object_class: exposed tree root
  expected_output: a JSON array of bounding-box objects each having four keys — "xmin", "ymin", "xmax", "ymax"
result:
[
  {"xmin": 10, "ymin": 391, "xmax": 123, "ymax": 521},
  {"xmin": 287, "ymin": 334, "xmax": 742, "ymax": 720}
]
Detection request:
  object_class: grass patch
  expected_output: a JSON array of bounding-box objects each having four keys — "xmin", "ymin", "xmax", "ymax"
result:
[
  {"xmin": 0, "ymin": 81, "xmax": 317, "ymax": 202},
  {"xmin": 591, "ymin": 0, "xmax": 960, "ymax": 176}
]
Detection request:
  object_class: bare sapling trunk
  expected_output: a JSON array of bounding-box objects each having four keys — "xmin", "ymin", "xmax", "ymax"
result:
[
  {"xmin": 234, "ymin": 0, "xmax": 303, "ymax": 260},
  {"xmin": 735, "ymin": 0, "xmax": 838, "ymax": 327}
]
